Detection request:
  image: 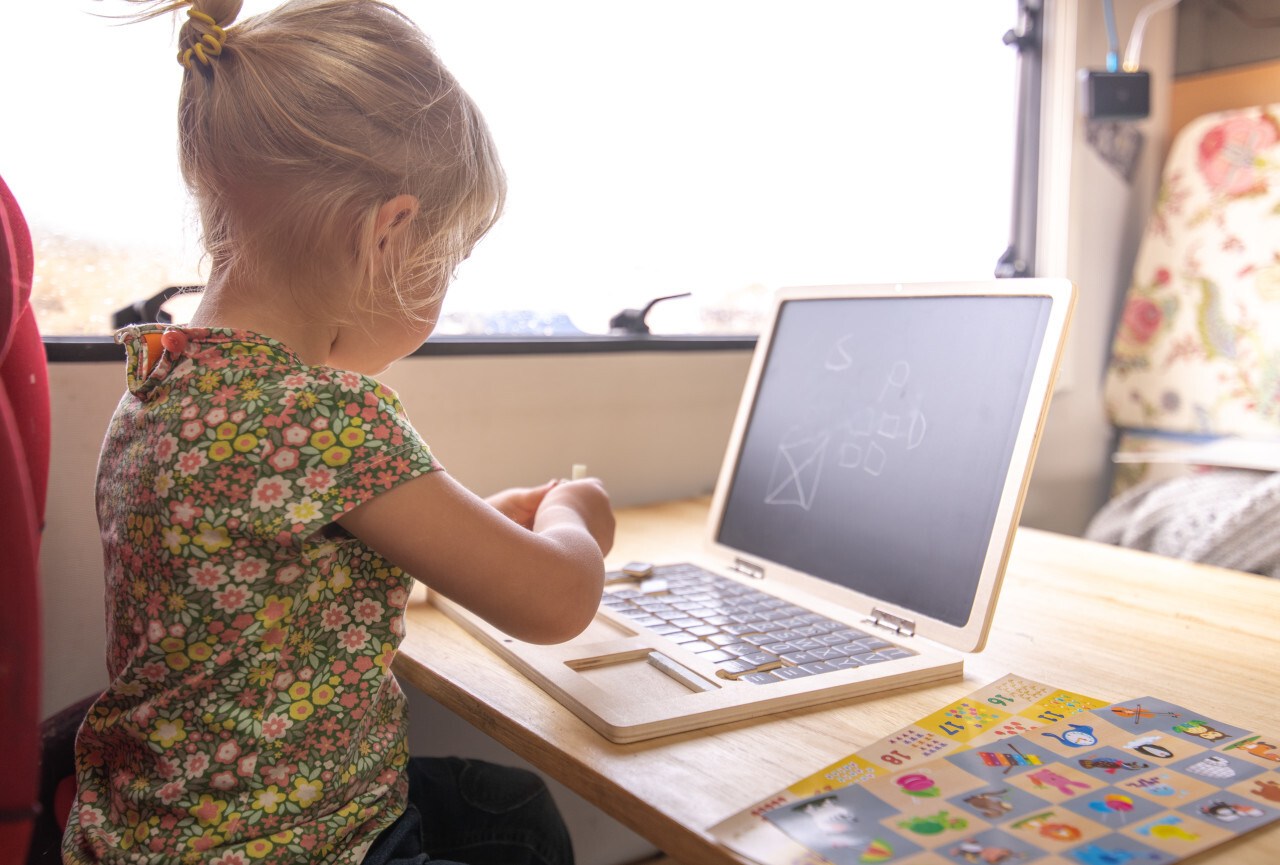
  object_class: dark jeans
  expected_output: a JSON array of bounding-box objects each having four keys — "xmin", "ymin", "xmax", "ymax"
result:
[{"xmin": 362, "ymin": 757, "xmax": 574, "ymax": 865}]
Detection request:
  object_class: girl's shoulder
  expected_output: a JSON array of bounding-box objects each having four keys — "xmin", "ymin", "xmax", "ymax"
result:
[
  {"xmin": 116, "ymin": 325, "xmax": 405, "ymax": 406},
  {"xmin": 116, "ymin": 325, "xmax": 303, "ymax": 378}
]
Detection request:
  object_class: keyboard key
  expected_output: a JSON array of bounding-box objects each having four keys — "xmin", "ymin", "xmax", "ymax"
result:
[
  {"xmin": 773, "ymin": 666, "xmax": 815, "ymax": 680},
  {"xmin": 807, "ymin": 646, "xmax": 846, "ymax": 661},
  {"xmin": 879, "ymin": 647, "xmax": 915, "ymax": 659},
  {"xmin": 739, "ymin": 652, "xmax": 782, "ymax": 667},
  {"xmin": 827, "ymin": 656, "xmax": 865, "ymax": 669},
  {"xmin": 741, "ymin": 671, "xmax": 782, "ymax": 684},
  {"xmin": 715, "ymin": 659, "xmax": 763, "ymax": 679},
  {"xmin": 799, "ymin": 662, "xmax": 839, "ymax": 675},
  {"xmin": 803, "ymin": 615, "xmax": 845, "ymax": 628},
  {"xmin": 790, "ymin": 638, "xmax": 825, "ymax": 651}
]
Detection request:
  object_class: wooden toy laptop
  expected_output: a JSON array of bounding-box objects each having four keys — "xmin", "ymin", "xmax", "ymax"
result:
[{"xmin": 434, "ymin": 279, "xmax": 1077, "ymax": 743}]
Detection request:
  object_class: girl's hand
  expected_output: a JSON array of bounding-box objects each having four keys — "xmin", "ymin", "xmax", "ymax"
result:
[
  {"xmin": 486, "ymin": 480, "xmax": 558, "ymax": 530},
  {"xmin": 535, "ymin": 478, "xmax": 615, "ymax": 556}
]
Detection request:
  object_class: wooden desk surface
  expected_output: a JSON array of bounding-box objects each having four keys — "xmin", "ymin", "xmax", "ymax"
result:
[{"xmin": 395, "ymin": 497, "xmax": 1280, "ymax": 865}]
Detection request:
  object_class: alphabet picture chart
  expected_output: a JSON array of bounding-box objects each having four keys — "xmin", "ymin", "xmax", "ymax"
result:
[
  {"xmin": 711, "ymin": 674, "xmax": 1108, "ymax": 865},
  {"xmin": 761, "ymin": 696, "xmax": 1280, "ymax": 864}
]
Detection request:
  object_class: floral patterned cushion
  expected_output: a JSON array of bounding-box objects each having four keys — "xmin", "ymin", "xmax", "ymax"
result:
[{"xmin": 1103, "ymin": 104, "xmax": 1280, "ymax": 442}]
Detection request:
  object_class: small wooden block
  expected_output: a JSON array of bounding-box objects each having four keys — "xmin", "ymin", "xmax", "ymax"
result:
[{"xmin": 646, "ymin": 651, "xmax": 719, "ymax": 693}]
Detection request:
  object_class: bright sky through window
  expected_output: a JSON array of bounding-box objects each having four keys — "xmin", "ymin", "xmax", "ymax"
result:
[{"xmin": 2, "ymin": 2, "xmax": 1017, "ymax": 336}]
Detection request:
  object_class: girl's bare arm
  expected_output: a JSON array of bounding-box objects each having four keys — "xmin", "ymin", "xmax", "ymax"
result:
[{"xmin": 336, "ymin": 472, "xmax": 614, "ymax": 644}]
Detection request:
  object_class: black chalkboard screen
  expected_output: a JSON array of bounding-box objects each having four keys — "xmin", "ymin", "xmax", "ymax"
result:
[{"xmin": 716, "ymin": 293, "xmax": 1053, "ymax": 628}]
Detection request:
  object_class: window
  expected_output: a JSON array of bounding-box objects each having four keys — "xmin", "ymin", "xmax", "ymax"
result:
[{"xmin": 3, "ymin": 1, "xmax": 1019, "ymax": 337}]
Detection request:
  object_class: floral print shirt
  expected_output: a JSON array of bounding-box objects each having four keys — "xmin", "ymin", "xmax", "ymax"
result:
[{"xmin": 64, "ymin": 326, "xmax": 442, "ymax": 864}]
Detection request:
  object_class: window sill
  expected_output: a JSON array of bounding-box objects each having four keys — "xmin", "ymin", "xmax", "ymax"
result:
[{"xmin": 42, "ymin": 333, "xmax": 757, "ymax": 363}]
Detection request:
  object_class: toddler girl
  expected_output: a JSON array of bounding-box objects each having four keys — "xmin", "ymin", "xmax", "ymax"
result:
[{"xmin": 63, "ymin": 1, "xmax": 614, "ymax": 863}]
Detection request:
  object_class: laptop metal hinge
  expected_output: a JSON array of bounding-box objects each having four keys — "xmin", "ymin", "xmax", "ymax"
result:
[
  {"xmin": 729, "ymin": 558, "xmax": 765, "ymax": 580},
  {"xmin": 867, "ymin": 608, "xmax": 916, "ymax": 637}
]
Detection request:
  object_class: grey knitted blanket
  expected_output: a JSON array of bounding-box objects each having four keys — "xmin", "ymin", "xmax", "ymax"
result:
[{"xmin": 1084, "ymin": 468, "xmax": 1280, "ymax": 579}]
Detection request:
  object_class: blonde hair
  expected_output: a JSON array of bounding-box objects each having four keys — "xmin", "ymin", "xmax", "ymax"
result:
[{"xmin": 120, "ymin": 0, "xmax": 505, "ymax": 322}]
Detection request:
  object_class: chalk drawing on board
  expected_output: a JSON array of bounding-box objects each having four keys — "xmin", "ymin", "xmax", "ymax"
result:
[
  {"xmin": 765, "ymin": 430, "xmax": 829, "ymax": 510},
  {"xmin": 864, "ymin": 440, "xmax": 887, "ymax": 475},
  {"xmin": 880, "ymin": 360, "xmax": 911, "ymax": 397},
  {"xmin": 766, "ymin": 349, "xmax": 929, "ymax": 507},
  {"xmin": 878, "ymin": 413, "xmax": 901, "ymax": 439},
  {"xmin": 839, "ymin": 438, "xmax": 864, "ymax": 470},
  {"xmin": 885, "ymin": 409, "xmax": 927, "ymax": 450},
  {"xmin": 824, "ymin": 335, "xmax": 857, "ymax": 372},
  {"xmin": 837, "ymin": 360, "xmax": 927, "ymax": 477}
]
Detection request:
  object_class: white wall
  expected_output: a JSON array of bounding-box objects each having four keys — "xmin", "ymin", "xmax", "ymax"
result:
[
  {"xmin": 378, "ymin": 351, "xmax": 749, "ymax": 503},
  {"xmin": 1018, "ymin": 0, "xmax": 1177, "ymax": 536}
]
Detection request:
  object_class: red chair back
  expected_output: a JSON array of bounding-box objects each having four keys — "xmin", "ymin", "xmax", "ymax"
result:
[{"xmin": 0, "ymin": 173, "xmax": 47, "ymax": 865}]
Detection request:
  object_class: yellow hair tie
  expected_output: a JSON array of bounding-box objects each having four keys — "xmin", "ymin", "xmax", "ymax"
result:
[{"xmin": 178, "ymin": 9, "xmax": 228, "ymax": 70}]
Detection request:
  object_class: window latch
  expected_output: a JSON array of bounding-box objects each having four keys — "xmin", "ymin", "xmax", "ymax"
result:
[
  {"xmin": 608, "ymin": 292, "xmax": 691, "ymax": 335},
  {"xmin": 113, "ymin": 285, "xmax": 204, "ymax": 328}
]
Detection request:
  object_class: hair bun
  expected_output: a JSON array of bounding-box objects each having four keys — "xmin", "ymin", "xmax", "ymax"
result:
[
  {"xmin": 179, "ymin": 0, "xmax": 244, "ymax": 69},
  {"xmin": 188, "ymin": 0, "xmax": 244, "ymax": 27}
]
